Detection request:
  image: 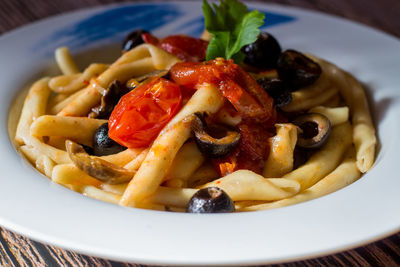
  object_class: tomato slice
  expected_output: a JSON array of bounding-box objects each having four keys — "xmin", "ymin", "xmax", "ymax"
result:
[{"xmin": 108, "ymin": 77, "xmax": 182, "ymax": 148}]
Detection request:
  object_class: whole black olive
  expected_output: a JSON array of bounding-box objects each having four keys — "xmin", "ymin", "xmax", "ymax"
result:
[
  {"xmin": 192, "ymin": 113, "xmax": 240, "ymax": 158},
  {"xmin": 257, "ymin": 78, "xmax": 292, "ymax": 107},
  {"xmin": 122, "ymin": 29, "xmax": 149, "ymax": 52},
  {"xmin": 93, "ymin": 123, "xmax": 126, "ymax": 156},
  {"xmin": 186, "ymin": 187, "xmax": 235, "ymax": 213},
  {"xmin": 292, "ymin": 113, "xmax": 331, "ymax": 149},
  {"xmin": 243, "ymin": 32, "xmax": 282, "ymax": 69},
  {"xmin": 277, "ymin": 50, "xmax": 322, "ymax": 89}
]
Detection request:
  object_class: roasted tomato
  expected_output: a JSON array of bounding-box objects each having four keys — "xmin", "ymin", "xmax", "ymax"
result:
[
  {"xmin": 170, "ymin": 58, "xmax": 275, "ymax": 123},
  {"xmin": 159, "ymin": 35, "xmax": 208, "ymax": 62},
  {"xmin": 108, "ymin": 77, "xmax": 182, "ymax": 148},
  {"xmin": 170, "ymin": 59, "xmax": 276, "ymax": 175}
]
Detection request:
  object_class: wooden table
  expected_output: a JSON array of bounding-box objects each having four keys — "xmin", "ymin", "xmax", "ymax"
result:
[{"xmin": 1, "ymin": 0, "xmax": 399, "ymax": 266}]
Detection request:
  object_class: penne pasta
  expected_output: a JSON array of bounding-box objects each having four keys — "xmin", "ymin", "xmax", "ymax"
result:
[
  {"xmin": 165, "ymin": 142, "xmax": 205, "ymax": 184},
  {"xmin": 82, "ymin": 185, "xmax": 121, "ymax": 204},
  {"xmin": 313, "ymin": 57, "xmax": 376, "ymax": 172},
  {"xmin": 146, "ymin": 186, "xmax": 198, "ymax": 208},
  {"xmin": 242, "ymin": 149, "xmax": 360, "ymax": 211},
  {"xmin": 55, "ymin": 46, "xmax": 80, "ymax": 75},
  {"xmin": 30, "ymin": 115, "xmax": 107, "ymax": 147},
  {"xmin": 15, "ymin": 78, "xmax": 51, "ymax": 144},
  {"xmin": 35, "ymin": 155, "xmax": 55, "ymax": 178},
  {"xmin": 51, "ymin": 164, "xmax": 102, "ymax": 188},
  {"xmin": 283, "ymin": 122, "xmax": 353, "ymax": 191},
  {"xmin": 308, "ymin": 106, "xmax": 349, "ymax": 126},
  {"xmin": 49, "ymin": 63, "xmax": 108, "ymax": 94},
  {"xmin": 187, "ymin": 162, "xmax": 219, "ymax": 188},
  {"xmin": 263, "ymin": 123, "xmax": 298, "ymax": 178},
  {"xmin": 200, "ymin": 170, "xmax": 300, "ymax": 201}
]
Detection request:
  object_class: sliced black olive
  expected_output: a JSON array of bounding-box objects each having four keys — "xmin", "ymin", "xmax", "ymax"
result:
[
  {"xmin": 293, "ymin": 113, "xmax": 331, "ymax": 149},
  {"xmin": 243, "ymin": 32, "xmax": 282, "ymax": 68},
  {"xmin": 66, "ymin": 140, "xmax": 133, "ymax": 184},
  {"xmin": 89, "ymin": 80, "xmax": 129, "ymax": 119},
  {"xmin": 186, "ymin": 187, "xmax": 235, "ymax": 213},
  {"xmin": 192, "ymin": 113, "xmax": 240, "ymax": 158},
  {"xmin": 122, "ymin": 29, "xmax": 149, "ymax": 52},
  {"xmin": 93, "ymin": 123, "xmax": 126, "ymax": 156},
  {"xmin": 277, "ymin": 50, "xmax": 322, "ymax": 89},
  {"xmin": 257, "ymin": 78, "xmax": 292, "ymax": 107}
]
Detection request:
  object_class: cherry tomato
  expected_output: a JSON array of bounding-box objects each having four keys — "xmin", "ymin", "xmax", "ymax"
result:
[
  {"xmin": 108, "ymin": 77, "xmax": 182, "ymax": 148},
  {"xmin": 160, "ymin": 35, "xmax": 208, "ymax": 62}
]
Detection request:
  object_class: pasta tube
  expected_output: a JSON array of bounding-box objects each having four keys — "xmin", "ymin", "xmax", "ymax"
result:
[
  {"xmin": 263, "ymin": 123, "xmax": 298, "ymax": 178},
  {"xmin": 30, "ymin": 115, "xmax": 107, "ymax": 147},
  {"xmin": 200, "ymin": 170, "xmax": 300, "ymax": 201},
  {"xmin": 15, "ymin": 78, "xmax": 51, "ymax": 144},
  {"xmin": 120, "ymin": 83, "xmax": 224, "ymax": 207},
  {"xmin": 243, "ymin": 149, "xmax": 360, "ymax": 211},
  {"xmin": 55, "ymin": 46, "xmax": 80, "ymax": 75},
  {"xmin": 283, "ymin": 122, "xmax": 353, "ymax": 191},
  {"xmin": 308, "ymin": 106, "xmax": 349, "ymax": 126},
  {"xmin": 165, "ymin": 142, "xmax": 205, "ymax": 184},
  {"xmin": 310, "ymin": 56, "xmax": 376, "ymax": 172},
  {"xmin": 51, "ymin": 164, "xmax": 102, "ymax": 188},
  {"xmin": 281, "ymin": 72, "xmax": 338, "ymax": 112},
  {"xmin": 49, "ymin": 63, "xmax": 108, "ymax": 94}
]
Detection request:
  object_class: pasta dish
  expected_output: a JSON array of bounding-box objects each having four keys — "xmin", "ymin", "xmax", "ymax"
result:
[{"xmin": 12, "ymin": 0, "xmax": 376, "ymax": 213}]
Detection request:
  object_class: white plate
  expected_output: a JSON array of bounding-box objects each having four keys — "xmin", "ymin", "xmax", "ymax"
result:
[{"xmin": 1, "ymin": 1, "xmax": 400, "ymax": 266}]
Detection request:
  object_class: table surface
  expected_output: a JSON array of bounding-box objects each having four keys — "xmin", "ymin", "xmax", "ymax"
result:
[{"xmin": 1, "ymin": 0, "xmax": 399, "ymax": 266}]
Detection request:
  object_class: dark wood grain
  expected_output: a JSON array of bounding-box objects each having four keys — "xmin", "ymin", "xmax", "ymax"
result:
[{"xmin": 0, "ymin": 0, "xmax": 399, "ymax": 266}]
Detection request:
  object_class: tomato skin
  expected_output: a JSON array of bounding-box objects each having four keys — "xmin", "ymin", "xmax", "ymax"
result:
[
  {"xmin": 160, "ymin": 35, "xmax": 208, "ymax": 62},
  {"xmin": 108, "ymin": 78, "xmax": 182, "ymax": 148}
]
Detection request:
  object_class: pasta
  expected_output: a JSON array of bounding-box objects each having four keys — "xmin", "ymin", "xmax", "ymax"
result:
[{"xmin": 12, "ymin": 17, "xmax": 377, "ymax": 213}]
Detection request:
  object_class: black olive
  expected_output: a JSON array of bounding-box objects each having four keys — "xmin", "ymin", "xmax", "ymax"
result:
[
  {"xmin": 293, "ymin": 148, "xmax": 312, "ymax": 169},
  {"xmin": 257, "ymin": 78, "xmax": 292, "ymax": 107},
  {"xmin": 277, "ymin": 50, "xmax": 322, "ymax": 89},
  {"xmin": 243, "ymin": 32, "xmax": 282, "ymax": 68},
  {"xmin": 192, "ymin": 113, "xmax": 240, "ymax": 158},
  {"xmin": 122, "ymin": 29, "xmax": 149, "ymax": 52},
  {"xmin": 82, "ymin": 144, "xmax": 94, "ymax": 155},
  {"xmin": 93, "ymin": 123, "xmax": 126, "ymax": 156},
  {"xmin": 186, "ymin": 187, "xmax": 235, "ymax": 213},
  {"xmin": 292, "ymin": 113, "xmax": 331, "ymax": 149},
  {"xmin": 89, "ymin": 80, "xmax": 128, "ymax": 119}
]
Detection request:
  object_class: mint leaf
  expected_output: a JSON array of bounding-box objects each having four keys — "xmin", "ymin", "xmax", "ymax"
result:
[{"xmin": 202, "ymin": 0, "xmax": 265, "ymax": 63}]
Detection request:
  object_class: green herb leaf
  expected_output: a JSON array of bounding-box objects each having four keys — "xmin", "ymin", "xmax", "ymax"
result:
[{"xmin": 202, "ymin": 0, "xmax": 265, "ymax": 63}]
